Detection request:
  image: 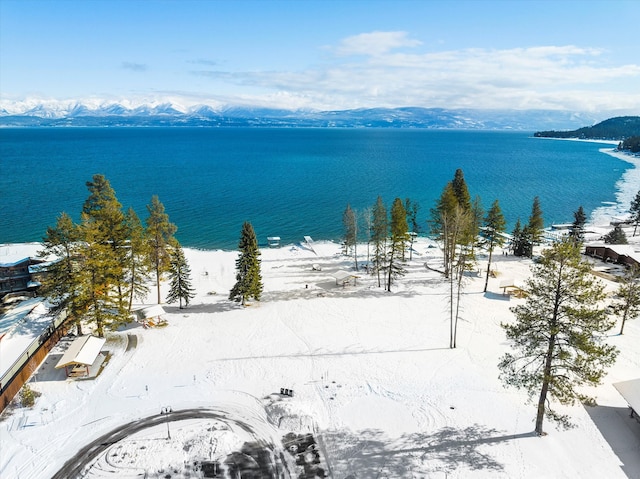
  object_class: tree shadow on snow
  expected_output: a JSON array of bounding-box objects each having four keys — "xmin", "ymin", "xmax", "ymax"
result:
[
  {"xmin": 163, "ymin": 301, "xmax": 238, "ymax": 314},
  {"xmin": 321, "ymin": 424, "xmax": 535, "ymax": 477}
]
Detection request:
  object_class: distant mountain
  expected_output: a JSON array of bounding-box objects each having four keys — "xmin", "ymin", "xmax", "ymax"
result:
[
  {"xmin": 534, "ymin": 116, "xmax": 640, "ymax": 140},
  {"xmin": 0, "ymin": 101, "xmax": 620, "ymax": 130}
]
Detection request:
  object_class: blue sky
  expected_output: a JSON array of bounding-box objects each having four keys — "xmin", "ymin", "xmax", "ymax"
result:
[{"xmin": 1, "ymin": 0, "xmax": 639, "ymax": 113}]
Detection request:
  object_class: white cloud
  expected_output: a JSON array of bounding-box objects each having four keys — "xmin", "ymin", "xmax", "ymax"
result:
[
  {"xmin": 208, "ymin": 40, "xmax": 640, "ymax": 111},
  {"xmin": 334, "ymin": 31, "xmax": 422, "ymax": 56},
  {"xmin": 3, "ymin": 32, "xmax": 640, "ymax": 114}
]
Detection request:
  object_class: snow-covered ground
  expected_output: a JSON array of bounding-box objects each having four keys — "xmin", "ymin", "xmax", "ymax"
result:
[{"xmin": 1, "ymin": 229, "xmax": 639, "ymax": 478}]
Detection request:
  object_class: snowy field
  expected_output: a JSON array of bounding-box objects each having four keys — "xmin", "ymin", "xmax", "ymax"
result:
[{"xmin": 1, "ymin": 232, "xmax": 640, "ymax": 478}]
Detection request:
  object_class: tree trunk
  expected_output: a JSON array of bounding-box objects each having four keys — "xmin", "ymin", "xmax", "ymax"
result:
[
  {"xmin": 449, "ymin": 270, "xmax": 455, "ymax": 349},
  {"xmin": 620, "ymin": 299, "xmax": 630, "ymax": 335},
  {"xmin": 156, "ymin": 261, "xmax": 161, "ymax": 304},
  {"xmin": 484, "ymin": 241, "xmax": 494, "ymax": 293},
  {"xmin": 535, "ymin": 334, "xmax": 556, "ymax": 435},
  {"xmin": 354, "ymin": 241, "xmax": 358, "ymax": 272},
  {"xmin": 386, "ymin": 247, "xmax": 394, "ymax": 291}
]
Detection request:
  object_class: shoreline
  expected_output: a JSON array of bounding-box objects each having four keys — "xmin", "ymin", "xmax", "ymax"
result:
[{"xmin": 589, "ymin": 148, "xmax": 639, "ymax": 226}]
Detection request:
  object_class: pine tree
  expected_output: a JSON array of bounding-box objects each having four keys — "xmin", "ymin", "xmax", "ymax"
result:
[
  {"xmin": 449, "ymin": 206, "xmax": 472, "ymax": 348},
  {"xmin": 125, "ymin": 207, "xmax": 151, "ymax": 310},
  {"xmin": 612, "ymin": 265, "xmax": 640, "ymax": 335},
  {"xmin": 387, "ymin": 198, "xmax": 408, "ymax": 290},
  {"xmin": 464, "ymin": 195, "xmax": 484, "ymax": 268},
  {"xmin": 569, "ymin": 205, "xmax": 587, "ymax": 243},
  {"xmin": 82, "ymin": 174, "xmax": 129, "ymax": 311},
  {"xmin": 451, "ymin": 168, "xmax": 472, "ymax": 212},
  {"xmin": 512, "ymin": 219, "xmax": 533, "ymax": 258},
  {"xmin": 229, "ymin": 222, "xmax": 263, "ymax": 305},
  {"xmin": 404, "ymin": 198, "xmax": 420, "ymax": 260},
  {"xmin": 146, "ymin": 195, "xmax": 177, "ymax": 304},
  {"xmin": 166, "ymin": 242, "xmax": 195, "ymax": 309},
  {"xmin": 77, "ymin": 214, "xmax": 124, "ymax": 337},
  {"xmin": 371, "ymin": 196, "xmax": 388, "ymax": 288},
  {"xmin": 603, "ymin": 225, "xmax": 628, "ymax": 244},
  {"xmin": 629, "ymin": 190, "xmax": 640, "ymax": 236},
  {"xmin": 527, "ymin": 196, "xmax": 545, "ymax": 246},
  {"xmin": 361, "ymin": 206, "xmax": 373, "ymax": 268},
  {"xmin": 342, "ymin": 204, "xmax": 358, "ymax": 270},
  {"xmin": 39, "ymin": 212, "xmax": 86, "ymax": 335},
  {"xmin": 482, "ymin": 200, "xmax": 506, "ymax": 292},
  {"xmin": 430, "ymin": 183, "xmax": 458, "ymax": 278},
  {"xmin": 498, "ymin": 239, "xmax": 618, "ymax": 435}
]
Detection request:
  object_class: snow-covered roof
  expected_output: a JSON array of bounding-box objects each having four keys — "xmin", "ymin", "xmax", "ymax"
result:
[
  {"xmin": 55, "ymin": 335, "xmax": 106, "ymax": 368},
  {"xmin": 613, "ymin": 378, "xmax": 640, "ymax": 413},
  {"xmin": 585, "ymin": 243, "xmax": 640, "ymax": 262},
  {"xmin": 0, "ymin": 297, "xmax": 43, "ymax": 336}
]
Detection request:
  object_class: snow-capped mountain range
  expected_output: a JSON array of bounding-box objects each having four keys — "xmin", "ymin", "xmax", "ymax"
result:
[{"xmin": 0, "ymin": 99, "xmax": 615, "ymax": 130}]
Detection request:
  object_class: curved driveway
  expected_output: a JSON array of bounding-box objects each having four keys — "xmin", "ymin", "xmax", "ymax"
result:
[{"xmin": 52, "ymin": 407, "xmax": 290, "ymax": 478}]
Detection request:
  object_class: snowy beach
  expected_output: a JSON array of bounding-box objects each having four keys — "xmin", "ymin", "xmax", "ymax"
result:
[{"xmin": 1, "ymin": 228, "xmax": 639, "ymax": 478}]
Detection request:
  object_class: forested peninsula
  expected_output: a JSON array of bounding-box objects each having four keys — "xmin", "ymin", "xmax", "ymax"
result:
[{"xmin": 535, "ymin": 116, "xmax": 640, "ymax": 152}]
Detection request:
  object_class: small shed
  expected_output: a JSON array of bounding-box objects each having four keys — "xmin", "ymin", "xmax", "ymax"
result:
[
  {"xmin": 55, "ymin": 335, "xmax": 106, "ymax": 377},
  {"xmin": 613, "ymin": 378, "xmax": 640, "ymax": 421}
]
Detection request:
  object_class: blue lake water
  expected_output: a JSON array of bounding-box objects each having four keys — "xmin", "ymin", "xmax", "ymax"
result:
[{"xmin": 0, "ymin": 127, "xmax": 630, "ymax": 250}]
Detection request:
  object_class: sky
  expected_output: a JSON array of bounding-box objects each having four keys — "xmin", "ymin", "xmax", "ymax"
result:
[{"xmin": 1, "ymin": 0, "xmax": 640, "ymax": 113}]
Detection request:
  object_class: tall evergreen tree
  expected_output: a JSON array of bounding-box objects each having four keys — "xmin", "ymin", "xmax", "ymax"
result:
[
  {"xmin": 39, "ymin": 212, "xmax": 86, "ymax": 335},
  {"xmin": 387, "ymin": 198, "xmax": 408, "ymax": 290},
  {"xmin": 498, "ymin": 239, "xmax": 618, "ymax": 435},
  {"xmin": 527, "ymin": 196, "xmax": 545, "ymax": 246},
  {"xmin": 629, "ymin": 190, "xmax": 640, "ymax": 236},
  {"xmin": 464, "ymin": 195, "xmax": 484, "ymax": 267},
  {"xmin": 146, "ymin": 195, "xmax": 177, "ymax": 304},
  {"xmin": 166, "ymin": 241, "xmax": 195, "ymax": 309},
  {"xmin": 569, "ymin": 205, "xmax": 587, "ymax": 243},
  {"xmin": 371, "ymin": 196, "xmax": 388, "ymax": 288},
  {"xmin": 229, "ymin": 222, "xmax": 263, "ymax": 305},
  {"xmin": 512, "ymin": 219, "xmax": 533, "ymax": 258},
  {"xmin": 612, "ymin": 265, "xmax": 640, "ymax": 335},
  {"xmin": 404, "ymin": 198, "xmax": 420, "ymax": 261},
  {"xmin": 125, "ymin": 207, "xmax": 151, "ymax": 310},
  {"xmin": 82, "ymin": 174, "xmax": 129, "ymax": 310},
  {"xmin": 430, "ymin": 183, "xmax": 459, "ymax": 278},
  {"xmin": 482, "ymin": 200, "xmax": 506, "ymax": 292},
  {"xmin": 342, "ymin": 204, "xmax": 358, "ymax": 271},
  {"xmin": 449, "ymin": 206, "xmax": 472, "ymax": 349},
  {"xmin": 451, "ymin": 168, "xmax": 472, "ymax": 212},
  {"xmin": 361, "ymin": 206, "xmax": 373, "ymax": 268},
  {"xmin": 431, "ymin": 170, "xmax": 477, "ymax": 278},
  {"xmin": 77, "ymin": 214, "xmax": 124, "ymax": 337}
]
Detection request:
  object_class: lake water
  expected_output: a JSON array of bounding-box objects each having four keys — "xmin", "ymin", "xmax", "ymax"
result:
[{"xmin": 0, "ymin": 128, "xmax": 630, "ymax": 250}]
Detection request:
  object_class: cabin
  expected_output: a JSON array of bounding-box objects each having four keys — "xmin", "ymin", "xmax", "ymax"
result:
[
  {"xmin": 0, "ymin": 257, "xmax": 47, "ymax": 300},
  {"xmin": 584, "ymin": 244, "xmax": 640, "ymax": 268}
]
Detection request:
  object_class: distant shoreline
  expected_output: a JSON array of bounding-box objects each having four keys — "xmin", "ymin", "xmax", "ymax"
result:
[{"xmin": 534, "ymin": 136, "xmax": 619, "ymax": 146}]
